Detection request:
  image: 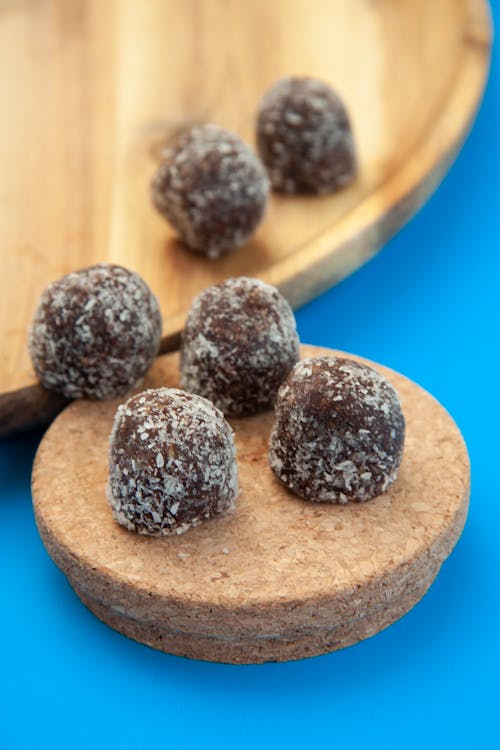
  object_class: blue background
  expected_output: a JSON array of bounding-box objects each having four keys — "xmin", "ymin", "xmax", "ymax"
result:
[{"xmin": 1, "ymin": 6, "xmax": 499, "ymax": 749}]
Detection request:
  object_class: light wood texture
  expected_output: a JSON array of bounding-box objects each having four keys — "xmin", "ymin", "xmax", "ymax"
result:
[
  {"xmin": 0, "ymin": 0, "xmax": 491, "ymax": 436},
  {"xmin": 32, "ymin": 345, "xmax": 470, "ymax": 664}
]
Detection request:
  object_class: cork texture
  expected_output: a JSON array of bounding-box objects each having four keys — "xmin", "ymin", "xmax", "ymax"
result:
[{"xmin": 31, "ymin": 345, "xmax": 470, "ymax": 663}]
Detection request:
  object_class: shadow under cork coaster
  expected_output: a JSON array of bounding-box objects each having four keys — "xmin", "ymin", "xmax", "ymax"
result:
[{"xmin": 31, "ymin": 345, "xmax": 470, "ymax": 664}]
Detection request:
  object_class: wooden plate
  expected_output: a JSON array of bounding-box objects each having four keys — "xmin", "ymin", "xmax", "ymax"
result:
[
  {"xmin": 0, "ymin": 0, "xmax": 491, "ymax": 437},
  {"xmin": 31, "ymin": 345, "xmax": 470, "ymax": 664}
]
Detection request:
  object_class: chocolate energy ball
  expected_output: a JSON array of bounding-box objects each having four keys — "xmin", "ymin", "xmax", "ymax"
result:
[
  {"xmin": 29, "ymin": 263, "xmax": 162, "ymax": 400},
  {"xmin": 180, "ymin": 277, "xmax": 300, "ymax": 416},
  {"xmin": 107, "ymin": 388, "xmax": 238, "ymax": 536},
  {"xmin": 150, "ymin": 124, "xmax": 269, "ymax": 259},
  {"xmin": 269, "ymin": 357, "xmax": 405, "ymax": 503},
  {"xmin": 256, "ymin": 76, "xmax": 356, "ymax": 195}
]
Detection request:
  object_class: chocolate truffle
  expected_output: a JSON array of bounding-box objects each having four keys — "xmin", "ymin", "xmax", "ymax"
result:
[
  {"xmin": 150, "ymin": 124, "xmax": 269, "ymax": 259},
  {"xmin": 29, "ymin": 263, "xmax": 162, "ymax": 400},
  {"xmin": 256, "ymin": 76, "xmax": 356, "ymax": 194},
  {"xmin": 107, "ymin": 388, "xmax": 238, "ymax": 536},
  {"xmin": 180, "ymin": 277, "xmax": 300, "ymax": 416},
  {"xmin": 269, "ymin": 357, "xmax": 405, "ymax": 503}
]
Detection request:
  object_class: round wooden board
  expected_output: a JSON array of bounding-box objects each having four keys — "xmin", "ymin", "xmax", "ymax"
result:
[
  {"xmin": 32, "ymin": 344, "xmax": 470, "ymax": 664},
  {"xmin": 0, "ymin": 0, "xmax": 491, "ymax": 437}
]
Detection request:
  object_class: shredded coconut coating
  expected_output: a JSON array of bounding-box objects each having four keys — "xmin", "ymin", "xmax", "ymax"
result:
[
  {"xmin": 180, "ymin": 277, "xmax": 300, "ymax": 416},
  {"xmin": 107, "ymin": 388, "xmax": 238, "ymax": 536},
  {"xmin": 29, "ymin": 263, "xmax": 162, "ymax": 400},
  {"xmin": 269, "ymin": 356, "xmax": 405, "ymax": 503},
  {"xmin": 256, "ymin": 76, "xmax": 357, "ymax": 195},
  {"xmin": 150, "ymin": 124, "xmax": 269, "ymax": 259}
]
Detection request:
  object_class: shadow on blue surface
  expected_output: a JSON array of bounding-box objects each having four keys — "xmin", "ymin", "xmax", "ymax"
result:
[{"xmin": 0, "ymin": 428, "xmax": 45, "ymax": 498}]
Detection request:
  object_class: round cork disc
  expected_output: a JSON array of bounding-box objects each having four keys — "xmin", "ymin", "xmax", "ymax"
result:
[{"xmin": 32, "ymin": 345, "xmax": 470, "ymax": 664}]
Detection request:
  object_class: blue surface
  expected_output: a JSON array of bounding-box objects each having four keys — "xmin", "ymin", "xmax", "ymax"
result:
[{"xmin": 1, "ymin": 11, "xmax": 499, "ymax": 750}]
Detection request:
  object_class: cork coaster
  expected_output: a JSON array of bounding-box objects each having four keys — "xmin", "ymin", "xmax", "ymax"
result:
[{"xmin": 31, "ymin": 345, "xmax": 470, "ymax": 664}]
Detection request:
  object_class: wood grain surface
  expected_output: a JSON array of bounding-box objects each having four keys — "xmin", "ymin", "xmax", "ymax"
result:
[
  {"xmin": 0, "ymin": 0, "xmax": 491, "ymax": 436},
  {"xmin": 31, "ymin": 345, "xmax": 470, "ymax": 664}
]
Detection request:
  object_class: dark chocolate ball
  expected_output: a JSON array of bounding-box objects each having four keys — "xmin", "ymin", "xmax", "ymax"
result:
[
  {"xmin": 107, "ymin": 388, "xmax": 238, "ymax": 536},
  {"xmin": 29, "ymin": 263, "xmax": 162, "ymax": 400},
  {"xmin": 180, "ymin": 277, "xmax": 300, "ymax": 416},
  {"xmin": 269, "ymin": 356, "xmax": 405, "ymax": 502},
  {"xmin": 150, "ymin": 124, "xmax": 269, "ymax": 259},
  {"xmin": 256, "ymin": 76, "xmax": 356, "ymax": 195}
]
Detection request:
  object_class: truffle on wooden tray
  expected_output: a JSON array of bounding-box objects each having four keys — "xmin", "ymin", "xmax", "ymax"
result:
[
  {"xmin": 107, "ymin": 388, "xmax": 238, "ymax": 536},
  {"xmin": 150, "ymin": 124, "xmax": 269, "ymax": 259},
  {"xmin": 269, "ymin": 356, "xmax": 405, "ymax": 502},
  {"xmin": 180, "ymin": 277, "xmax": 300, "ymax": 416},
  {"xmin": 29, "ymin": 263, "xmax": 162, "ymax": 400},
  {"xmin": 256, "ymin": 76, "xmax": 356, "ymax": 195}
]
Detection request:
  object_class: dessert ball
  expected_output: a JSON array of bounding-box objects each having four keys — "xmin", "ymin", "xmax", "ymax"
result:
[
  {"xmin": 150, "ymin": 124, "xmax": 269, "ymax": 259},
  {"xmin": 29, "ymin": 263, "xmax": 162, "ymax": 400},
  {"xmin": 180, "ymin": 277, "xmax": 300, "ymax": 416},
  {"xmin": 256, "ymin": 76, "xmax": 356, "ymax": 194},
  {"xmin": 269, "ymin": 356, "xmax": 405, "ymax": 502},
  {"xmin": 107, "ymin": 388, "xmax": 238, "ymax": 536}
]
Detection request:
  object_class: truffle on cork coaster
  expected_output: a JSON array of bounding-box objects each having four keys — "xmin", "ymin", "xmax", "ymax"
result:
[{"xmin": 32, "ymin": 345, "xmax": 470, "ymax": 664}]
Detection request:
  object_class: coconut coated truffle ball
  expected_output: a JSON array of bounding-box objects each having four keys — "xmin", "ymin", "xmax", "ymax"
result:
[
  {"xmin": 150, "ymin": 124, "xmax": 269, "ymax": 259},
  {"xmin": 180, "ymin": 277, "xmax": 300, "ymax": 416},
  {"xmin": 107, "ymin": 388, "xmax": 238, "ymax": 536},
  {"xmin": 29, "ymin": 263, "xmax": 162, "ymax": 400},
  {"xmin": 256, "ymin": 76, "xmax": 356, "ymax": 194},
  {"xmin": 269, "ymin": 356, "xmax": 405, "ymax": 503}
]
